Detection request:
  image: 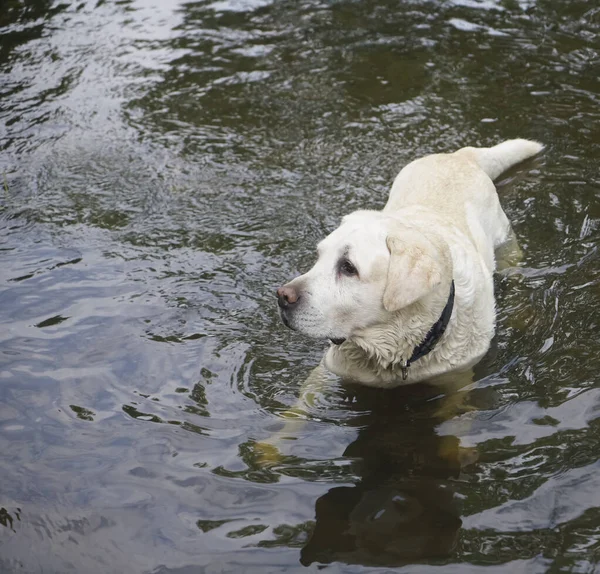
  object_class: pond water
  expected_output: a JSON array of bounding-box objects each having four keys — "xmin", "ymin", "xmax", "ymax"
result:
[{"xmin": 1, "ymin": 0, "xmax": 599, "ymax": 572}]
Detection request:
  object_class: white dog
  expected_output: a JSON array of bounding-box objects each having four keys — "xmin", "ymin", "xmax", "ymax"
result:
[{"xmin": 277, "ymin": 139, "xmax": 543, "ymax": 387}]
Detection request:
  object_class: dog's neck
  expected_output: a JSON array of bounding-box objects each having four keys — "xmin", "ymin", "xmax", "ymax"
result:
[
  {"xmin": 403, "ymin": 280, "xmax": 455, "ymax": 374},
  {"xmin": 344, "ymin": 281, "xmax": 455, "ymax": 373}
]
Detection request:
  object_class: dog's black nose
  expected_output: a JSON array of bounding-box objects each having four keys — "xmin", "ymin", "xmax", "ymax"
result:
[{"xmin": 277, "ymin": 285, "xmax": 300, "ymax": 309}]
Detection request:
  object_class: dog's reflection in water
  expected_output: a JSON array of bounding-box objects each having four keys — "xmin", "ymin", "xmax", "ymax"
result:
[{"xmin": 298, "ymin": 381, "xmax": 475, "ymax": 568}]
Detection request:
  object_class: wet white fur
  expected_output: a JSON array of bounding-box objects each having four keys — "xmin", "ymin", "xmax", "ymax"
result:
[{"xmin": 281, "ymin": 139, "xmax": 543, "ymax": 387}]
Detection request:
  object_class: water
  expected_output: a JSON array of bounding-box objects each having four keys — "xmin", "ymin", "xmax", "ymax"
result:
[{"xmin": 1, "ymin": 0, "xmax": 599, "ymax": 571}]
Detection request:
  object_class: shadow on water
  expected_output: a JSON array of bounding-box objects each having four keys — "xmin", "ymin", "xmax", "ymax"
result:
[{"xmin": 298, "ymin": 383, "xmax": 467, "ymax": 568}]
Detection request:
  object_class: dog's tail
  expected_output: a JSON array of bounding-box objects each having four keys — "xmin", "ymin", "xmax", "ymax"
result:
[{"xmin": 459, "ymin": 139, "xmax": 544, "ymax": 181}]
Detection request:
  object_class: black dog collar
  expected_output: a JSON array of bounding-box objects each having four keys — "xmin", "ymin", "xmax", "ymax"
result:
[{"xmin": 401, "ymin": 280, "xmax": 455, "ymax": 380}]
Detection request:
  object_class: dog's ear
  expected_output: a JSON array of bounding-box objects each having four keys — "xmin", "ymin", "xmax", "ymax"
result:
[{"xmin": 383, "ymin": 231, "xmax": 444, "ymax": 312}]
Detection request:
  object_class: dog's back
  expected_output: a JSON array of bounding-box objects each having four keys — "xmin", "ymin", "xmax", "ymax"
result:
[{"xmin": 383, "ymin": 139, "xmax": 543, "ymax": 270}]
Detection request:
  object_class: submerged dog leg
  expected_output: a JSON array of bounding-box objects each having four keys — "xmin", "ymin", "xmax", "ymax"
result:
[
  {"xmin": 254, "ymin": 361, "xmax": 333, "ymax": 467},
  {"xmin": 495, "ymin": 227, "xmax": 524, "ymax": 272},
  {"xmin": 428, "ymin": 369, "xmax": 480, "ymax": 468}
]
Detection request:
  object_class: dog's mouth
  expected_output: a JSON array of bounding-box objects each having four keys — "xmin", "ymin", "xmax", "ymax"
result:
[
  {"xmin": 279, "ymin": 308, "xmax": 296, "ymax": 331},
  {"xmin": 279, "ymin": 309, "xmax": 346, "ymax": 344}
]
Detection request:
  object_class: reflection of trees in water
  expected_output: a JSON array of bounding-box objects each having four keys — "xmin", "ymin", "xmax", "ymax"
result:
[
  {"xmin": 125, "ymin": 0, "xmax": 434, "ymax": 160},
  {"xmin": 0, "ymin": 0, "xmax": 63, "ymax": 58},
  {"xmin": 0, "ymin": 507, "xmax": 20, "ymax": 532}
]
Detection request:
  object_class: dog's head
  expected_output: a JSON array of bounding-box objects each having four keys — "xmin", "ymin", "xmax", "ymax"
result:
[{"xmin": 276, "ymin": 210, "xmax": 452, "ymax": 342}]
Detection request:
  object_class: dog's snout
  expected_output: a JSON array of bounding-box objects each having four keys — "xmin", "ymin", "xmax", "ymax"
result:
[{"xmin": 277, "ymin": 285, "xmax": 300, "ymax": 309}]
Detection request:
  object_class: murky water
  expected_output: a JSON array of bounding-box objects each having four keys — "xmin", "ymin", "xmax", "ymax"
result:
[{"xmin": 1, "ymin": 0, "xmax": 599, "ymax": 572}]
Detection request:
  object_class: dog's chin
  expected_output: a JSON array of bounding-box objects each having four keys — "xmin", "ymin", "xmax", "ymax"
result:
[
  {"xmin": 279, "ymin": 309, "xmax": 296, "ymax": 331},
  {"xmin": 278, "ymin": 308, "xmax": 350, "ymax": 342},
  {"xmin": 280, "ymin": 313, "xmax": 348, "ymax": 344}
]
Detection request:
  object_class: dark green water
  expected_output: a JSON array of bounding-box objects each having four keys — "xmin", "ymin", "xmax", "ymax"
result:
[{"xmin": 1, "ymin": 0, "xmax": 599, "ymax": 572}]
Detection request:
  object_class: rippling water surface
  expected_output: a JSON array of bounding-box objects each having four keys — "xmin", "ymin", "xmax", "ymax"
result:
[{"xmin": 1, "ymin": 0, "xmax": 600, "ymax": 572}]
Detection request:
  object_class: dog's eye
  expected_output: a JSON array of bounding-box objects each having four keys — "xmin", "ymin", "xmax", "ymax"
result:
[{"xmin": 339, "ymin": 258, "xmax": 359, "ymax": 277}]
